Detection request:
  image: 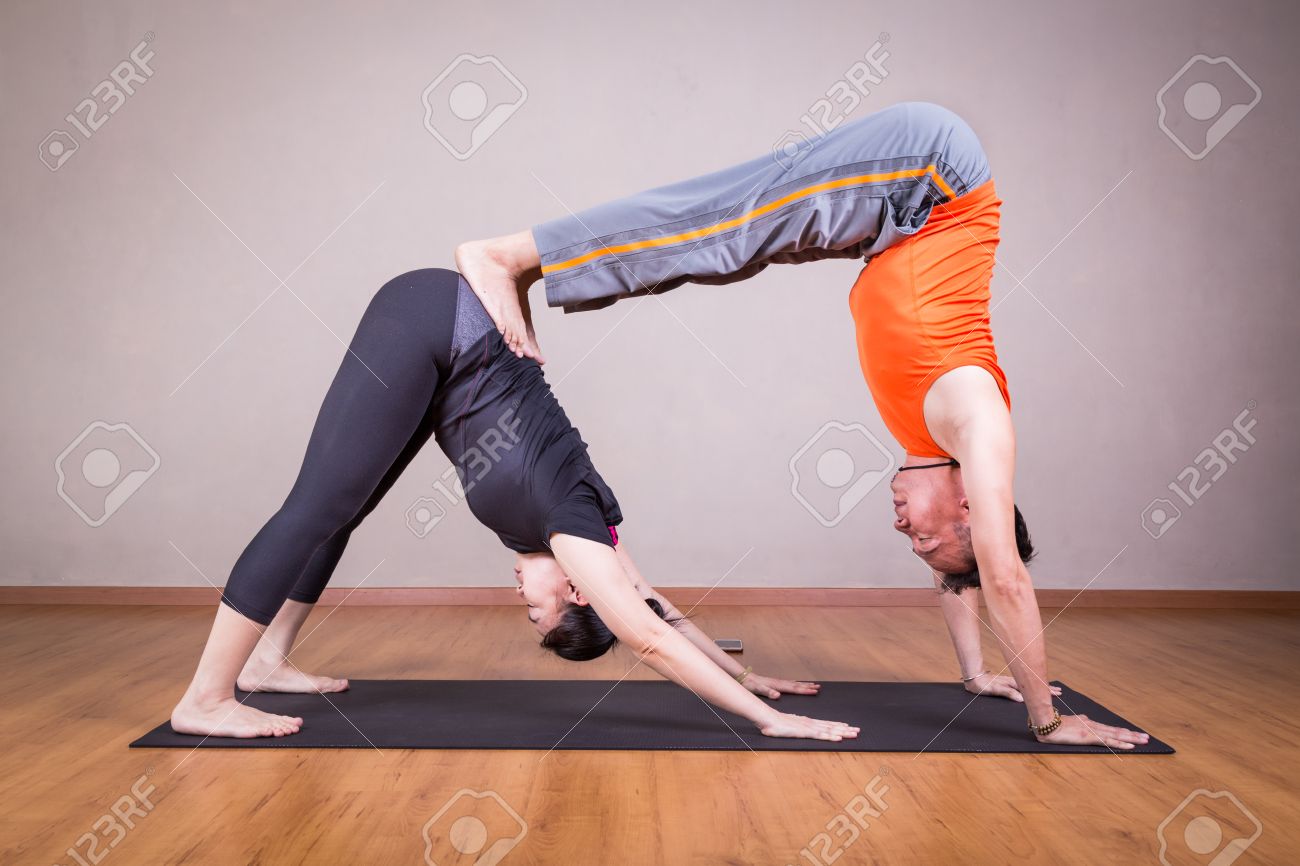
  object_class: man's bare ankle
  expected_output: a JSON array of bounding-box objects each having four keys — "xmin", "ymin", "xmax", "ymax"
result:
[{"xmin": 488, "ymin": 236, "xmax": 526, "ymax": 276}]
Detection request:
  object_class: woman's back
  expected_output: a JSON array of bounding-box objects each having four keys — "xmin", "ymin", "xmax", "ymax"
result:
[{"xmin": 428, "ymin": 273, "xmax": 622, "ymax": 552}]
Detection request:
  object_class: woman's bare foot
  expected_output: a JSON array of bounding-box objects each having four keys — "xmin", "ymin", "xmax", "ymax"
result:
[
  {"xmin": 170, "ymin": 691, "xmax": 303, "ymax": 738},
  {"xmin": 455, "ymin": 233, "xmax": 545, "ymax": 363},
  {"xmin": 236, "ymin": 655, "xmax": 349, "ymax": 695}
]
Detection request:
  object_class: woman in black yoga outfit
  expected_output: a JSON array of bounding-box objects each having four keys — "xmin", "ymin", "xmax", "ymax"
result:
[{"xmin": 170, "ymin": 268, "xmax": 858, "ymax": 742}]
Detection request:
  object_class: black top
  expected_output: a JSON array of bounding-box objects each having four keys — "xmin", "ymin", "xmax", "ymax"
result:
[{"xmin": 433, "ymin": 279, "xmax": 621, "ymax": 552}]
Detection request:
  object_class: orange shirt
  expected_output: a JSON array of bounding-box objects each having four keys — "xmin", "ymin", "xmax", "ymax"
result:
[{"xmin": 848, "ymin": 179, "xmax": 1009, "ymax": 458}]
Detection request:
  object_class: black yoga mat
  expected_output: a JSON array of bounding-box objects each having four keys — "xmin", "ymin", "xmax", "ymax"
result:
[{"xmin": 131, "ymin": 680, "xmax": 1172, "ymax": 753}]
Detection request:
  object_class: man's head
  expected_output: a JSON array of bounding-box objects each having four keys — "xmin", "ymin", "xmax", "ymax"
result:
[{"xmin": 889, "ymin": 462, "xmax": 1036, "ymax": 592}]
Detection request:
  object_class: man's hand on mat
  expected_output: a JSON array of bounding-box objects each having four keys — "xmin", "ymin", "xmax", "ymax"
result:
[
  {"xmin": 757, "ymin": 712, "xmax": 859, "ymax": 742},
  {"xmin": 743, "ymin": 674, "xmax": 822, "ymax": 700},
  {"xmin": 964, "ymin": 673, "xmax": 1061, "ymax": 703},
  {"xmin": 1037, "ymin": 714, "xmax": 1151, "ymax": 750}
]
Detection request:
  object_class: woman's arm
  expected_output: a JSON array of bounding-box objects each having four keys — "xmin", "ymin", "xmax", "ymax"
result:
[
  {"xmin": 614, "ymin": 542, "xmax": 821, "ymax": 698},
  {"xmin": 549, "ymin": 534, "xmax": 855, "ymax": 741}
]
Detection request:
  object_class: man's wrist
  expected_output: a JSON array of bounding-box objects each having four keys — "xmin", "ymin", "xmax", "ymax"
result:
[{"xmin": 1027, "ymin": 701, "xmax": 1057, "ymax": 728}]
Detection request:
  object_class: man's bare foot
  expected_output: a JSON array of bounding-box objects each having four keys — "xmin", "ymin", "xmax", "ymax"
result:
[
  {"xmin": 170, "ymin": 692, "xmax": 304, "ymax": 738},
  {"xmin": 455, "ymin": 235, "xmax": 545, "ymax": 363},
  {"xmin": 237, "ymin": 656, "xmax": 349, "ymax": 695}
]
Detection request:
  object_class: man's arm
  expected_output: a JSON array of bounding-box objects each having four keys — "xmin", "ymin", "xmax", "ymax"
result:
[
  {"xmin": 932, "ymin": 569, "xmax": 1062, "ymax": 702},
  {"xmin": 934, "ymin": 570, "xmax": 986, "ymax": 679},
  {"xmin": 926, "ymin": 367, "xmax": 1148, "ymax": 748}
]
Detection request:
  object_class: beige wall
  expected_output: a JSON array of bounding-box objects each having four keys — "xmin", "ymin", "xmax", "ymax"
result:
[{"xmin": 3, "ymin": 0, "xmax": 1297, "ymax": 592}]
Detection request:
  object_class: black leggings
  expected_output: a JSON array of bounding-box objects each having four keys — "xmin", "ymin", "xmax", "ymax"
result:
[{"xmin": 220, "ymin": 269, "xmax": 458, "ymax": 625}]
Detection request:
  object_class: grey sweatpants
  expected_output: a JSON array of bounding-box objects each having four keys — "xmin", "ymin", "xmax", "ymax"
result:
[{"xmin": 533, "ymin": 101, "xmax": 992, "ymax": 313}]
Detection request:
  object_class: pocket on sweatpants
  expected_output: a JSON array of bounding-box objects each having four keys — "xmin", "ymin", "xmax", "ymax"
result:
[{"xmin": 863, "ymin": 190, "xmax": 929, "ymax": 258}]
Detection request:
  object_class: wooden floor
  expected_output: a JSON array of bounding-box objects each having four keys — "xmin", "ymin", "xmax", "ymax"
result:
[{"xmin": 2, "ymin": 603, "xmax": 1297, "ymax": 865}]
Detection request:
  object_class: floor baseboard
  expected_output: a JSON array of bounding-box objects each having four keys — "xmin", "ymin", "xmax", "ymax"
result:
[{"xmin": 1, "ymin": 586, "xmax": 1296, "ymax": 608}]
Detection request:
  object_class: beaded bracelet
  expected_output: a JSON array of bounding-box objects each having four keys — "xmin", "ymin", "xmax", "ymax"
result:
[{"xmin": 1028, "ymin": 708, "xmax": 1063, "ymax": 737}]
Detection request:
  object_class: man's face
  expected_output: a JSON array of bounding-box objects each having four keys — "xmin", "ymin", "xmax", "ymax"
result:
[{"xmin": 889, "ymin": 466, "xmax": 972, "ymax": 574}]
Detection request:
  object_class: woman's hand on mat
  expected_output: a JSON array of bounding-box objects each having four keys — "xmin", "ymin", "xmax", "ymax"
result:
[
  {"xmin": 964, "ymin": 673, "xmax": 1061, "ymax": 702},
  {"xmin": 757, "ymin": 711, "xmax": 859, "ymax": 742},
  {"xmin": 743, "ymin": 674, "xmax": 821, "ymax": 700},
  {"xmin": 1037, "ymin": 714, "xmax": 1151, "ymax": 750}
]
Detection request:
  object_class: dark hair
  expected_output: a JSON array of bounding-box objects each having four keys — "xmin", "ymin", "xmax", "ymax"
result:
[
  {"xmin": 541, "ymin": 598, "xmax": 678, "ymax": 661},
  {"xmin": 940, "ymin": 504, "xmax": 1036, "ymax": 594}
]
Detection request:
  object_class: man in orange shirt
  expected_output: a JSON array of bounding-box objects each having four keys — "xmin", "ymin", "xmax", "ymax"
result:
[{"xmin": 457, "ymin": 102, "xmax": 1147, "ymax": 749}]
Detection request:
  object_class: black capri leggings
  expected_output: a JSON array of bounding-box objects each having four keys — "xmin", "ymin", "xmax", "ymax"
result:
[{"xmin": 220, "ymin": 269, "xmax": 458, "ymax": 625}]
